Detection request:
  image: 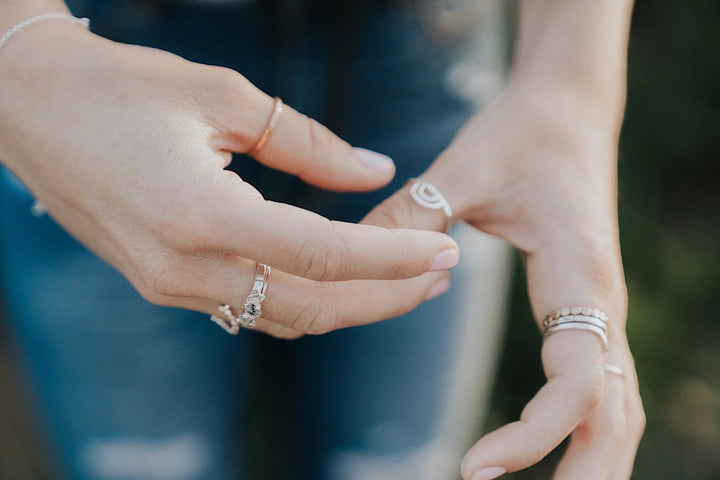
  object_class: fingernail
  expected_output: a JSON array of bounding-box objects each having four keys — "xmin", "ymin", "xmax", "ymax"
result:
[
  {"xmin": 429, "ymin": 249, "xmax": 459, "ymax": 271},
  {"xmin": 425, "ymin": 278, "xmax": 451, "ymax": 301},
  {"xmin": 470, "ymin": 467, "xmax": 506, "ymax": 480},
  {"xmin": 353, "ymin": 147, "xmax": 395, "ymax": 171}
]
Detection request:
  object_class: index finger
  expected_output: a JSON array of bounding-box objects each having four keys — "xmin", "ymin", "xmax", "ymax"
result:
[
  {"xmin": 460, "ymin": 332, "xmax": 605, "ymax": 479},
  {"xmin": 202, "ymin": 173, "xmax": 460, "ymax": 282}
]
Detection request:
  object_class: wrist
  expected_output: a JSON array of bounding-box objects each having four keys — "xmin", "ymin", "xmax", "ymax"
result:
[
  {"xmin": 0, "ymin": 1, "xmax": 70, "ymax": 34},
  {"xmin": 502, "ymin": 75, "xmax": 625, "ymax": 149},
  {"xmin": 0, "ymin": 17, "xmax": 97, "ymax": 169},
  {"xmin": 511, "ymin": 0, "xmax": 634, "ymax": 138}
]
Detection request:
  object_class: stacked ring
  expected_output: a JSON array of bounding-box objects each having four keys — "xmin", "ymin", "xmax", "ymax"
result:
[
  {"xmin": 542, "ymin": 306, "xmax": 609, "ymax": 351},
  {"xmin": 210, "ymin": 263, "xmax": 271, "ymax": 334}
]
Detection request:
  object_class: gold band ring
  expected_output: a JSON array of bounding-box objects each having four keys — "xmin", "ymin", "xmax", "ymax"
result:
[{"xmin": 248, "ymin": 97, "xmax": 283, "ymax": 156}]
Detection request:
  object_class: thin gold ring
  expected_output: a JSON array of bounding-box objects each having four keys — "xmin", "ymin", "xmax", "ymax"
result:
[{"xmin": 248, "ymin": 97, "xmax": 283, "ymax": 156}]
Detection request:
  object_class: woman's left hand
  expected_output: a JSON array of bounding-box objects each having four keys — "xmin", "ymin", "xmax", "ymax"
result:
[{"xmin": 362, "ymin": 82, "xmax": 645, "ymax": 479}]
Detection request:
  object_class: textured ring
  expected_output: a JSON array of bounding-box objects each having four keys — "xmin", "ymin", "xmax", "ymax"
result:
[
  {"xmin": 543, "ymin": 306, "xmax": 608, "ymax": 328},
  {"xmin": 545, "ymin": 315, "xmax": 608, "ymax": 333},
  {"xmin": 408, "ymin": 178, "xmax": 453, "ymax": 218},
  {"xmin": 247, "ymin": 97, "xmax": 283, "ymax": 156},
  {"xmin": 237, "ymin": 263, "xmax": 270, "ymax": 329},
  {"xmin": 543, "ymin": 322, "xmax": 609, "ymax": 351},
  {"xmin": 209, "ymin": 263, "xmax": 270, "ymax": 333},
  {"xmin": 604, "ymin": 363, "xmax": 624, "ymax": 376}
]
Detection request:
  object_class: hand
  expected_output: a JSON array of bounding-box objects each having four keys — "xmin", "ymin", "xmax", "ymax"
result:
[
  {"xmin": 362, "ymin": 83, "xmax": 645, "ymax": 478},
  {"xmin": 0, "ymin": 23, "xmax": 459, "ymax": 339}
]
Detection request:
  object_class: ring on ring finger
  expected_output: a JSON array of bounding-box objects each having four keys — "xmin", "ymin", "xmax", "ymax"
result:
[{"xmin": 210, "ymin": 262, "xmax": 271, "ymax": 333}]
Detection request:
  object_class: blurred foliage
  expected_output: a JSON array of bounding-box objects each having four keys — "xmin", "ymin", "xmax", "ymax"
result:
[{"xmin": 487, "ymin": 1, "xmax": 720, "ymax": 479}]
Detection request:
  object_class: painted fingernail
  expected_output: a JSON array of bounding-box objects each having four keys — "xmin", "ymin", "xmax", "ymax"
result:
[
  {"xmin": 470, "ymin": 467, "xmax": 506, "ymax": 480},
  {"xmin": 429, "ymin": 249, "xmax": 459, "ymax": 271},
  {"xmin": 353, "ymin": 147, "xmax": 395, "ymax": 171},
  {"xmin": 425, "ymin": 278, "xmax": 451, "ymax": 301}
]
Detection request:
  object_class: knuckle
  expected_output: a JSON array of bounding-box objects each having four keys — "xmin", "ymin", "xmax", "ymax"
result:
[
  {"xmin": 578, "ymin": 373, "xmax": 605, "ymax": 411},
  {"xmin": 292, "ymin": 283, "xmax": 340, "ymax": 334},
  {"xmin": 370, "ymin": 196, "xmax": 412, "ymax": 229},
  {"xmin": 156, "ymin": 207, "xmax": 208, "ymax": 254},
  {"xmin": 136, "ymin": 253, "xmax": 197, "ymax": 300},
  {"xmin": 294, "ymin": 223, "xmax": 348, "ymax": 281},
  {"xmin": 140, "ymin": 261, "xmax": 178, "ymax": 298},
  {"xmin": 577, "ymin": 239, "xmax": 627, "ymax": 302},
  {"xmin": 631, "ymin": 402, "xmax": 647, "ymax": 439},
  {"xmin": 206, "ymin": 66, "xmax": 252, "ymax": 100},
  {"xmin": 305, "ymin": 116, "xmax": 336, "ymax": 163},
  {"xmin": 305, "ymin": 311, "xmax": 337, "ymax": 335}
]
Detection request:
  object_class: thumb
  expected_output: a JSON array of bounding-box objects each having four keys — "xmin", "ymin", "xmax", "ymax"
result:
[{"xmin": 212, "ymin": 74, "xmax": 396, "ymax": 192}]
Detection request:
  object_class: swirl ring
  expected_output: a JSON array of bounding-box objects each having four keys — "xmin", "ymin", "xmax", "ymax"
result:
[{"xmin": 408, "ymin": 179, "xmax": 453, "ymax": 218}]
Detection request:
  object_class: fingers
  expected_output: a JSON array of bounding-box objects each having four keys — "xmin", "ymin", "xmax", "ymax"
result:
[
  {"xmin": 553, "ymin": 350, "xmax": 644, "ymax": 480},
  {"xmin": 144, "ymin": 252, "xmax": 451, "ymax": 336},
  {"xmin": 551, "ymin": 378, "xmax": 626, "ymax": 479},
  {"xmin": 461, "ymin": 332, "xmax": 605, "ymax": 479},
  {"xmin": 362, "ymin": 175, "xmax": 459, "ymax": 232},
  {"xmin": 211, "ymin": 74, "xmax": 396, "ymax": 192},
  {"xmin": 607, "ymin": 355, "xmax": 645, "ymax": 479},
  {"xmin": 196, "ymin": 172, "xmax": 459, "ymax": 282}
]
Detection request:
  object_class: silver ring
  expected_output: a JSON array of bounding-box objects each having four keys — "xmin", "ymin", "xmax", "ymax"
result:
[
  {"xmin": 211, "ymin": 304, "xmax": 240, "ymax": 335},
  {"xmin": 210, "ymin": 263, "xmax": 270, "ymax": 333},
  {"xmin": 545, "ymin": 315, "xmax": 608, "ymax": 332},
  {"xmin": 543, "ymin": 322, "xmax": 609, "ymax": 351},
  {"xmin": 604, "ymin": 363, "xmax": 624, "ymax": 376},
  {"xmin": 408, "ymin": 178, "xmax": 453, "ymax": 218},
  {"xmin": 238, "ymin": 263, "xmax": 270, "ymax": 328}
]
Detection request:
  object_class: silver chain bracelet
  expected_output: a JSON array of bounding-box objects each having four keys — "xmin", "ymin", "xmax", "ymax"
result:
[{"xmin": 0, "ymin": 13, "xmax": 89, "ymax": 52}]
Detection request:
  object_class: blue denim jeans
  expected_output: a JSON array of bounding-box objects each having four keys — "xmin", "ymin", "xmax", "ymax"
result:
[{"xmin": 0, "ymin": 1, "xmax": 494, "ymax": 479}]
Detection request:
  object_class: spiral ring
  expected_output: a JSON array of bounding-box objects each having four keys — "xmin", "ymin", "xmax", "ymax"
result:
[{"xmin": 408, "ymin": 179, "xmax": 453, "ymax": 218}]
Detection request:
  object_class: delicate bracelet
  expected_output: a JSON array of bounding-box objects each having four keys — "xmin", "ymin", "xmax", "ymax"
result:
[{"xmin": 0, "ymin": 13, "xmax": 90, "ymax": 52}]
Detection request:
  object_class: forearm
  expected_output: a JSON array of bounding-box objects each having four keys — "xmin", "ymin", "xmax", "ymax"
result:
[{"xmin": 510, "ymin": 0, "xmax": 635, "ymax": 131}]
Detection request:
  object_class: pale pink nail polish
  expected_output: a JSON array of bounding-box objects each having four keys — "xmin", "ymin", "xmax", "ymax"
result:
[
  {"xmin": 353, "ymin": 147, "xmax": 395, "ymax": 171},
  {"xmin": 429, "ymin": 249, "xmax": 459, "ymax": 271},
  {"xmin": 425, "ymin": 278, "xmax": 451, "ymax": 301},
  {"xmin": 470, "ymin": 467, "xmax": 506, "ymax": 480}
]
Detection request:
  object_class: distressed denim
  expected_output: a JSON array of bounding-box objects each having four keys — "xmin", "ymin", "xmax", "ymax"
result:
[{"xmin": 0, "ymin": 1, "xmax": 501, "ymax": 478}]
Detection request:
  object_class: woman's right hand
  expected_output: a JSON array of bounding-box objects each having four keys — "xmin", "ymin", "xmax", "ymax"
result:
[{"xmin": 0, "ymin": 20, "xmax": 458, "ymax": 338}]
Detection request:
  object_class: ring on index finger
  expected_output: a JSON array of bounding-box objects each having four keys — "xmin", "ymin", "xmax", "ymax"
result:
[
  {"xmin": 408, "ymin": 178, "xmax": 453, "ymax": 218},
  {"xmin": 248, "ymin": 97, "xmax": 283, "ymax": 157}
]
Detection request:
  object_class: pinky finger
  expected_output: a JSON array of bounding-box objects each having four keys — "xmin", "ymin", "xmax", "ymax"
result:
[{"xmin": 608, "ymin": 376, "xmax": 646, "ymax": 478}]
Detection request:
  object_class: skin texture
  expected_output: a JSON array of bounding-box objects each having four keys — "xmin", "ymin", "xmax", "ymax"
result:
[
  {"xmin": 0, "ymin": 6, "xmax": 460, "ymax": 339},
  {"xmin": 0, "ymin": 0, "xmax": 644, "ymax": 477},
  {"xmin": 363, "ymin": 0, "xmax": 644, "ymax": 478}
]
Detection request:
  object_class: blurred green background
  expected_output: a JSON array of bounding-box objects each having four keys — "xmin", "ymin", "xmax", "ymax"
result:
[
  {"xmin": 488, "ymin": 1, "xmax": 720, "ymax": 478},
  {"xmin": 1, "ymin": 0, "xmax": 718, "ymax": 478}
]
